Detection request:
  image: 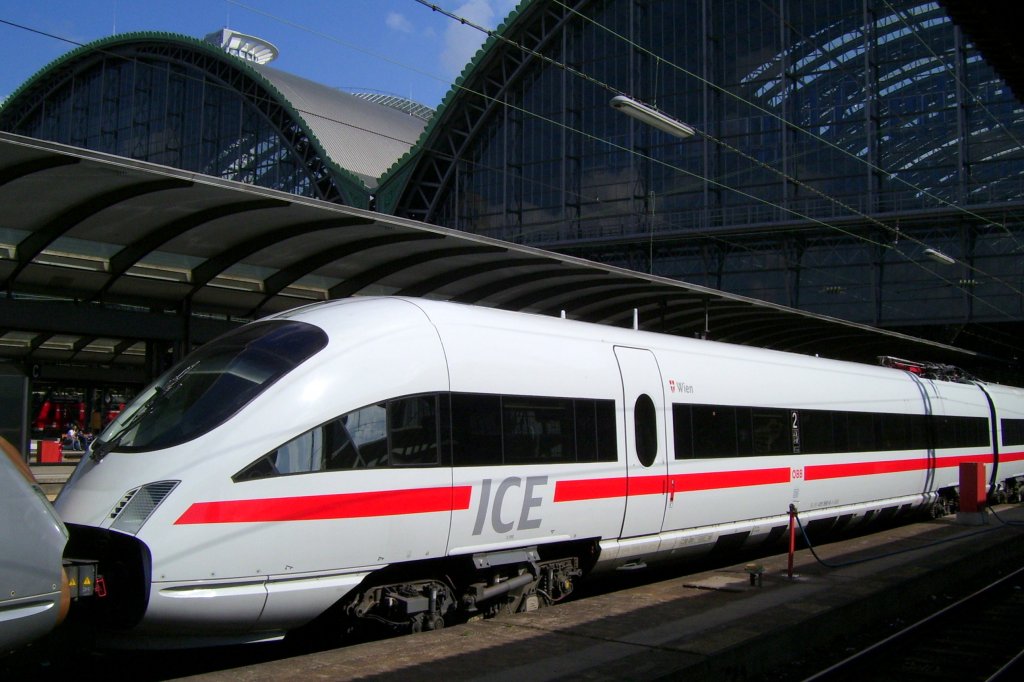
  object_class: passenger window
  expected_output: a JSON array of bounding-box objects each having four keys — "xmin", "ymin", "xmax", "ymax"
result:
[
  {"xmin": 634, "ymin": 394, "xmax": 658, "ymax": 467},
  {"xmin": 576, "ymin": 400, "xmax": 598, "ymax": 461},
  {"xmin": 323, "ymin": 417, "xmax": 358, "ymax": 470},
  {"xmin": 274, "ymin": 429, "xmax": 323, "ymax": 473},
  {"xmin": 751, "ymin": 409, "xmax": 789, "ymax": 455},
  {"xmin": 1003, "ymin": 418, "xmax": 1024, "ymax": 446},
  {"xmin": 799, "ymin": 409, "xmax": 834, "ymax": 454},
  {"xmin": 672, "ymin": 404, "xmax": 694, "ymax": 459},
  {"xmin": 594, "ymin": 400, "xmax": 617, "ymax": 462},
  {"xmin": 233, "ymin": 428, "xmax": 324, "ymax": 481},
  {"xmin": 692, "ymin": 405, "xmax": 737, "ymax": 457},
  {"xmin": 342, "ymin": 403, "xmax": 388, "ymax": 467},
  {"xmin": 451, "ymin": 394, "xmax": 502, "ymax": 466},
  {"xmin": 845, "ymin": 412, "xmax": 876, "ymax": 452},
  {"xmin": 388, "ymin": 395, "xmax": 439, "ymax": 466},
  {"xmin": 503, "ymin": 396, "xmax": 575, "ymax": 464}
]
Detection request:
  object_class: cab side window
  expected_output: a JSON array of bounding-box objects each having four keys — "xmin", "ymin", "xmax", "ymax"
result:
[
  {"xmin": 388, "ymin": 395, "xmax": 439, "ymax": 466},
  {"xmin": 233, "ymin": 395, "xmax": 438, "ymax": 481}
]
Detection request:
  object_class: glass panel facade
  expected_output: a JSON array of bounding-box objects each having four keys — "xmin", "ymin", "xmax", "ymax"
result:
[
  {"xmin": 4, "ymin": 52, "xmax": 336, "ymax": 201},
  {"xmin": 409, "ymin": 0, "xmax": 1024, "ymax": 328}
]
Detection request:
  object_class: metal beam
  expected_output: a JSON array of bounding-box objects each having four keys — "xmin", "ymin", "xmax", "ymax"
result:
[{"xmin": 4, "ymin": 178, "xmax": 192, "ymax": 291}]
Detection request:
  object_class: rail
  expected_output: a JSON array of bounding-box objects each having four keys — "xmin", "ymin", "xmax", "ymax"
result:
[{"xmin": 800, "ymin": 563, "xmax": 1024, "ymax": 681}]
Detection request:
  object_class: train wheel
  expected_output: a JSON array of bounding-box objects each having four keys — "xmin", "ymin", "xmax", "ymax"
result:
[{"xmin": 345, "ymin": 577, "xmax": 456, "ymax": 635}]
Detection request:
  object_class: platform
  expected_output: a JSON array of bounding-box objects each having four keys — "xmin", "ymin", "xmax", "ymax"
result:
[{"xmin": 180, "ymin": 505, "xmax": 1024, "ymax": 681}]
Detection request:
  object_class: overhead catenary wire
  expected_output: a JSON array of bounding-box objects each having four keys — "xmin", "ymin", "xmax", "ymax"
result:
[
  {"xmin": 880, "ymin": 1, "xmax": 1024, "ymax": 248},
  {"xmin": 755, "ymin": 0, "xmax": 1024, "ymax": 241},
  {"xmin": 101, "ymin": 0, "xmax": 1024, "ymax": 314},
  {"xmin": 413, "ymin": 0, "xmax": 1024, "ymax": 318},
  {"xmin": 221, "ymin": 1, "xmax": 970, "ymax": 323},
  {"xmin": 0, "ymin": 19, "xmax": 421, "ymax": 147},
  {"xmin": 5, "ymin": 1, "xmax": 1017, "ymax": 261},
  {"xmin": 0, "ymin": 15, "xmax": 932, "ymax": 327},
  {"xmin": 556, "ymin": 0, "xmax": 1024, "ymax": 246},
  {"xmin": 542, "ymin": 0, "xmax": 1024, "ymax": 300},
  {"xmin": 1, "ymin": 4, "xmax": 1019, "ymax": 324},
  {"xmin": 882, "ymin": 0, "xmax": 1024, "ymax": 162}
]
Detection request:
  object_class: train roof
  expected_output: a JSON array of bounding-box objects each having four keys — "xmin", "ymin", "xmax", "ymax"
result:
[{"xmin": 276, "ymin": 296, "xmax": 986, "ymax": 386}]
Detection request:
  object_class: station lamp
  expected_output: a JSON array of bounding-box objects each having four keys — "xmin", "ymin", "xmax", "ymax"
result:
[
  {"xmin": 610, "ymin": 95, "xmax": 695, "ymax": 139},
  {"xmin": 923, "ymin": 248, "xmax": 955, "ymax": 266}
]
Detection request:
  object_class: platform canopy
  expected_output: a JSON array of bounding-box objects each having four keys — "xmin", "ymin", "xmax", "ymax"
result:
[{"xmin": 0, "ymin": 132, "xmax": 985, "ymax": 382}]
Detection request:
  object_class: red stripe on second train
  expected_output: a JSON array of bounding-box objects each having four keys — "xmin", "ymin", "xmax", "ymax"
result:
[
  {"xmin": 553, "ymin": 467, "xmax": 791, "ymax": 502},
  {"xmin": 175, "ymin": 485, "xmax": 473, "ymax": 524},
  {"xmin": 805, "ymin": 453, "xmax": 994, "ymax": 481},
  {"xmin": 1001, "ymin": 450, "xmax": 1024, "ymax": 463}
]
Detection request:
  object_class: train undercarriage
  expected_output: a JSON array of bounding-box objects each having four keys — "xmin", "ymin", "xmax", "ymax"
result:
[
  {"xmin": 338, "ymin": 543, "xmax": 591, "ymax": 635},
  {"xmin": 338, "ymin": 476, "xmax": 1024, "ymax": 636}
]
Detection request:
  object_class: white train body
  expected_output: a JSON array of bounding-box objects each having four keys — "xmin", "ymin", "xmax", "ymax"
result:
[{"xmin": 54, "ymin": 298, "xmax": 1024, "ymax": 645}]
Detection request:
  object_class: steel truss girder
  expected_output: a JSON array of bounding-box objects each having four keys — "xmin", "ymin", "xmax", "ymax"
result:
[
  {"xmin": 3, "ymin": 177, "xmax": 192, "ymax": 292},
  {"xmin": 395, "ymin": 1, "xmax": 587, "ymax": 222}
]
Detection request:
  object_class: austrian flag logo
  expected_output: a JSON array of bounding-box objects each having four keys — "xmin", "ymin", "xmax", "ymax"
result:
[{"xmin": 669, "ymin": 379, "xmax": 677, "ymax": 393}]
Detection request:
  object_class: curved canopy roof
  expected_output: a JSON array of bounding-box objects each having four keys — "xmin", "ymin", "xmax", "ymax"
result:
[
  {"xmin": 0, "ymin": 33, "xmax": 426, "ymax": 206},
  {"xmin": 0, "ymin": 132, "xmax": 992, "ymax": 382}
]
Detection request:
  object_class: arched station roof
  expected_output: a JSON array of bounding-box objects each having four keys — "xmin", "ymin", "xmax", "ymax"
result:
[
  {"xmin": 0, "ymin": 33, "xmax": 426, "ymax": 208},
  {"xmin": 378, "ymin": 0, "xmax": 1024, "ymax": 223},
  {"xmin": 0, "ymin": 132, "xmax": 992, "ymax": 383}
]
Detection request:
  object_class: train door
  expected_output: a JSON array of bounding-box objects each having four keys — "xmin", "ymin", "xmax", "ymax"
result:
[{"xmin": 614, "ymin": 346, "xmax": 668, "ymax": 538}]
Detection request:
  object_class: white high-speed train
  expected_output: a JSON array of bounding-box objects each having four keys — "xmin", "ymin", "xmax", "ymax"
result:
[{"xmin": 54, "ymin": 297, "xmax": 1024, "ymax": 646}]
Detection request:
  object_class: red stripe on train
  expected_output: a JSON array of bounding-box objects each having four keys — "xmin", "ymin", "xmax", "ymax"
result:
[
  {"xmin": 553, "ymin": 477, "xmax": 628, "ymax": 502},
  {"xmin": 553, "ymin": 467, "xmax": 791, "ymax": 502},
  {"xmin": 175, "ymin": 485, "xmax": 473, "ymax": 524},
  {"xmin": 1001, "ymin": 450, "xmax": 1024, "ymax": 462},
  {"xmin": 174, "ymin": 452, "xmax": 1024, "ymax": 522},
  {"xmin": 672, "ymin": 468, "xmax": 792, "ymax": 491},
  {"xmin": 805, "ymin": 453, "xmax": 994, "ymax": 481}
]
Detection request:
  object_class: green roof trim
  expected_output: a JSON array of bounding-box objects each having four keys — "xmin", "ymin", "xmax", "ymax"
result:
[
  {"xmin": 376, "ymin": 1, "xmax": 530, "ymax": 204},
  {"xmin": 0, "ymin": 31, "xmax": 371, "ymax": 208},
  {"xmin": 375, "ymin": 152, "xmax": 421, "ymax": 214}
]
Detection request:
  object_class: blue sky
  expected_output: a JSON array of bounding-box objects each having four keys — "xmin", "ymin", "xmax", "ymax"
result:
[{"xmin": 0, "ymin": 0, "xmax": 520, "ymax": 108}]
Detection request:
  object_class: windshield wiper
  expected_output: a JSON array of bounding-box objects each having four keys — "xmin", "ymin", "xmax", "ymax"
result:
[
  {"xmin": 90, "ymin": 386, "xmax": 166, "ymax": 461},
  {"xmin": 89, "ymin": 360, "xmax": 199, "ymax": 461}
]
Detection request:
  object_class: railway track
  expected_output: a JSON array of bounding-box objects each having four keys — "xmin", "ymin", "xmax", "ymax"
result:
[{"xmin": 802, "ymin": 564, "xmax": 1024, "ymax": 681}]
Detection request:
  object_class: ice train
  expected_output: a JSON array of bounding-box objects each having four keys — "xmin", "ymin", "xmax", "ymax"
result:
[{"xmin": 54, "ymin": 297, "xmax": 1024, "ymax": 646}]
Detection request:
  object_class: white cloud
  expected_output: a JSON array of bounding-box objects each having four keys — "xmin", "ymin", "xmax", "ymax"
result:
[
  {"xmin": 386, "ymin": 11, "xmax": 415, "ymax": 34},
  {"xmin": 439, "ymin": 0, "xmax": 518, "ymax": 78}
]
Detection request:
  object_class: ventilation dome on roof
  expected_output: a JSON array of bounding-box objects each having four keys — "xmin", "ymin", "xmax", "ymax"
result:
[{"xmin": 205, "ymin": 28, "xmax": 279, "ymax": 64}]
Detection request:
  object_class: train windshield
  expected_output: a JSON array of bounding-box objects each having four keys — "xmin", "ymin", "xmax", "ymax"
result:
[{"xmin": 92, "ymin": 320, "xmax": 328, "ymax": 455}]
